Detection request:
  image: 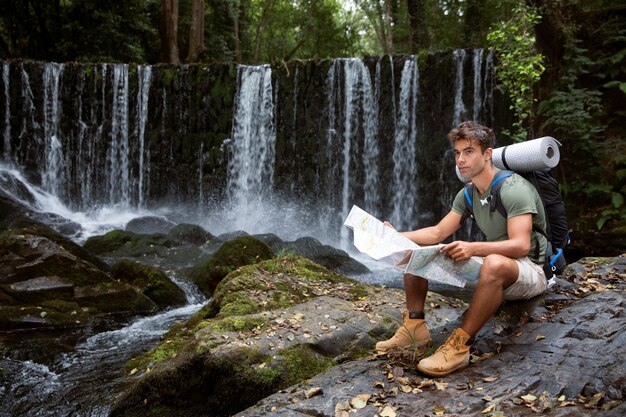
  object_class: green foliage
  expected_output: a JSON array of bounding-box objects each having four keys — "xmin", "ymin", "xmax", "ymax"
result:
[
  {"xmin": 487, "ymin": 4, "xmax": 545, "ymax": 142},
  {"xmin": 538, "ymin": 34, "xmax": 606, "ymax": 154}
]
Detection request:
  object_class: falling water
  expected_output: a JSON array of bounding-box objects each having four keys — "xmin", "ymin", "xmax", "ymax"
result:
[
  {"xmin": 2, "ymin": 62, "xmax": 10, "ymax": 163},
  {"xmin": 483, "ymin": 51, "xmax": 495, "ymax": 128},
  {"xmin": 390, "ymin": 57, "xmax": 420, "ymax": 231},
  {"xmin": 107, "ymin": 64, "xmax": 130, "ymax": 207},
  {"xmin": 362, "ymin": 60, "xmax": 381, "ymax": 216},
  {"xmin": 473, "ymin": 49, "xmax": 484, "ymax": 122},
  {"xmin": 326, "ymin": 59, "xmax": 379, "ymax": 247},
  {"xmin": 452, "ymin": 49, "xmax": 467, "ymax": 126},
  {"xmin": 227, "ymin": 65, "xmax": 276, "ymax": 225},
  {"xmin": 42, "ymin": 63, "xmax": 65, "ymax": 197},
  {"xmin": 136, "ymin": 65, "xmax": 152, "ymax": 208}
]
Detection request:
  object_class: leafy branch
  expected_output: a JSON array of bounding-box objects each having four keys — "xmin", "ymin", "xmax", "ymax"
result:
[{"xmin": 487, "ymin": 5, "xmax": 545, "ymax": 142}]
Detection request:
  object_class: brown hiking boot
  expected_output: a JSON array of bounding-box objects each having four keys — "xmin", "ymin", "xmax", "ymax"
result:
[
  {"xmin": 417, "ymin": 328, "xmax": 471, "ymax": 377},
  {"xmin": 375, "ymin": 311, "xmax": 431, "ymax": 354}
]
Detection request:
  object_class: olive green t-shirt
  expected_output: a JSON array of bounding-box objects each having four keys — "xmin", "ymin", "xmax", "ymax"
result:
[{"xmin": 451, "ymin": 170, "xmax": 548, "ymax": 263}]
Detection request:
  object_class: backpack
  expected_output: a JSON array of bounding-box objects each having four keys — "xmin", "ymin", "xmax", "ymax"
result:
[{"xmin": 460, "ymin": 169, "xmax": 570, "ymax": 277}]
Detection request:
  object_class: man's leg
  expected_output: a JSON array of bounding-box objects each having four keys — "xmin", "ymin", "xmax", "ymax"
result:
[
  {"xmin": 405, "ymin": 273, "xmax": 429, "ymax": 313},
  {"xmin": 375, "ymin": 273, "xmax": 431, "ymax": 353},
  {"xmin": 417, "ymin": 254, "xmax": 518, "ymax": 376},
  {"xmin": 461, "ymin": 254, "xmax": 519, "ymax": 336}
]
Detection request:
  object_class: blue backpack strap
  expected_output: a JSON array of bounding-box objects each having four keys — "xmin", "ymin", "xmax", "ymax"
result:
[
  {"xmin": 460, "ymin": 183, "xmax": 475, "ymax": 226},
  {"xmin": 489, "ymin": 170, "xmax": 513, "ymax": 217}
]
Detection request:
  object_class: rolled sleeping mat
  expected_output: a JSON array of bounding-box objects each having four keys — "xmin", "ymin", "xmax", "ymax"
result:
[{"xmin": 456, "ymin": 136, "xmax": 562, "ymax": 183}]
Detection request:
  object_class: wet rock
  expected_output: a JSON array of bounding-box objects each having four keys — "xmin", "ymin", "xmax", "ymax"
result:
[
  {"xmin": 166, "ymin": 223, "xmax": 214, "ymax": 246},
  {"xmin": 111, "ymin": 259, "xmax": 186, "ymax": 309},
  {"xmin": 83, "ymin": 229, "xmax": 176, "ymax": 257},
  {"xmin": 0, "ymin": 230, "xmax": 165, "ymax": 330},
  {"xmin": 125, "ymin": 216, "xmax": 177, "ymax": 235},
  {"xmin": 234, "ymin": 255, "xmax": 626, "ymax": 417},
  {"xmin": 110, "ymin": 256, "xmax": 463, "ymax": 417},
  {"xmin": 274, "ymin": 236, "xmax": 369, "ymax": 275},
  {"xmin": 8, "ymin": 276, "xmax": 74, "ymax": 304},
  {"xmin": 186, "ymin": 235, "xmax": 274, "ymax": 296}
]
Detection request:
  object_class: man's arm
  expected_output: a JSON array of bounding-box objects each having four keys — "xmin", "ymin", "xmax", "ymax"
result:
[
  {"xmin": 400, "ymin": 210, "xmax": 463, "ymax": 246},
  {"xmin": 442, "ymin": 213, "xmax": 533, "ymax": 261}
]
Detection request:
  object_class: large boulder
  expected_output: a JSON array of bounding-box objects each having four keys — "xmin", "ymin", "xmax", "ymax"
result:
[
  {"xmin": 0, "ymin": 230, "xmax": 160, "ymax": 330},
  {"xmin": 125, "ymin": 216, "xmax": 177, "ymax": 235},
  {"xmin": 110, "ymin": 256, "xmax": 454, "ymax": 417},
  {"xmin": 186, "ymin": 235, "xmax": 274, "ymax": 296},
  {"xmin": 234, "ymin": 255, "xmax": 626, "ymax": 417},
  {"xmin": 111, "ymin": 259, "xmax": 187, "ymax": 309},
  {"xmin": 83, "ymin": 229, "xmax": 177, "ymax": 257}
]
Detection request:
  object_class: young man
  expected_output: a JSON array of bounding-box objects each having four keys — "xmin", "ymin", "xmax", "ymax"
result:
[{"xmin": 376, "ymin": 121, "xmax": 548, "ymax": 377}]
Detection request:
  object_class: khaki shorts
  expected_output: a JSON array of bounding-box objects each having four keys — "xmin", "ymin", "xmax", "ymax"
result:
[
  {"xmin": 464, "ymin": 257, "xmax": 547, "ymax": 300},
  {"xmin": 502, "ymin": 257, "xmax": 547, "ymax": 300}
]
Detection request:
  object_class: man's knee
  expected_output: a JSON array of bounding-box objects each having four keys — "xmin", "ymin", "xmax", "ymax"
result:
[{"xmin": 480, "ymin": 255, "xmax": 518, "ymax": 285}]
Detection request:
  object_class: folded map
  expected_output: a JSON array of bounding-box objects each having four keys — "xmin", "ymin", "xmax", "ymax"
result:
[{"xmin": 343, "ymin": 205, "xmax": 482, "ymax": 287}]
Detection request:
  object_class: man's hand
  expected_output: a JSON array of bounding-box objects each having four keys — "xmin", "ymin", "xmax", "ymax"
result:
[
  {"xmin": 383, "ymin": 221, "xmax": 395, "ymax": 230},
  {"xmin": 440, "ymin": 241, "xmax": 474, "ymax": 261}
]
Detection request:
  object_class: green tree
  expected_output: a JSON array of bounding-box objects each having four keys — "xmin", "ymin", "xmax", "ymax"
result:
[{"xmin": 487, "ymin": 4, "xmax": 545, "ymax": 142}]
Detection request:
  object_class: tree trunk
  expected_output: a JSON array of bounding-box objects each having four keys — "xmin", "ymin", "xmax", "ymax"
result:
[
  {"xmin": 162, "ymin": 0, "xmax": 180, "ymax": 64},
  {"xmin": 407, "ymin": 0, "xmax": 428, "ymax": 52},
  {"xmin": 233, "ymin": 1, "xmax": 243, "ymax": 64},
  {"xmin": 187, "ymin": 0, "xmax": 205, "ymax": 62}
]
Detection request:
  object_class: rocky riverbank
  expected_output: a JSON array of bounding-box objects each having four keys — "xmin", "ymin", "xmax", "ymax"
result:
[{"xmin": 109, "ymin": 253, "xmax": 625, "ymax": 416}]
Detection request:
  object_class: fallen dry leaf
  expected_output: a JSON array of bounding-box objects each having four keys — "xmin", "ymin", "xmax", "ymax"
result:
[
  {"xmin": 535, "ymin": 335, "xmax": 546, "ymax": 341},
  {"xmin": 481, "ymin": 403, "xmax": 496, "ymax": 414},
  {"xmin": 434, "ymin": 381, "xmax": 448, "ymax": 391},
  {"xmin": 482, "ymin": 376, "xmax": 497, "ymax": 382},
  {"xmin": 304, "ymin": 387, "xmax": 323, "ymax": 399},
  {"xmin": 521, "ymin": 394, "xmax": 537, "ymax": 403},
  {"xmin": 433, "ymin": 404, "xmax": 446, "ymax": 415},
  {"xmin": 350, "ymin": 393, "xmax": 371, "ymax": 409},
  {"xmin": 380, "ymin": 405, "xmax": 397, "ymax": 417}
]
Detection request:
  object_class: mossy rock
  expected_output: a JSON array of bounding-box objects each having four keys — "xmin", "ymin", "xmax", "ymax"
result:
[
  {"xmin": 167, "ymin": 223, "xmax": 214, "ymax": 246},
  {"xmin": 203, "ymin": 255, "xmax": 369, "ymax": 318},
  {"xmin": 111, "ymin": 259, "xmax": 186, "ymax": 309},
  {"xmin": 186, "ymin": 236, "xmax": 274, "ymax": 296},
  {"xmin": 111, "ymin": 256, "xmax": 371, "ymax": 417},
  {"xmin": 1, "ymin": 224, "xmax": 109, "ymax": 271},
  {"xmin": 74, "ymin": 281, "xmax": 157, "ymax": 314},
  {"xmin": 83, "ymin": 229, "xmax": 177, "ymax": 257},
  {"xmin": 125, "ymin": 216, "xmax": 176, "ymax": 235}
]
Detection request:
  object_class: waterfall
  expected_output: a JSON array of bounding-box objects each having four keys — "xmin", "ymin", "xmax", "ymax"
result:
[
  {"xmin": 326, "ymin": 59, "xmax": 379, "ymax": 247},
  {"xmin": 473, "ymin": 49, "xmax": 484, "ymax": 122},
  {"xmin": 2, "ymin": 62, "xmax": 10, "ymax": 163},
  {"xmin": 363, "ymin": 60, "xmax": 381, "ymax": 216},
  {"xmin": 107, "ymin": 64, "xmax": 130, "ymax": 207},
  {"xmin": 390, "ymin": 57, "xmax": 420, "ymax": 231},
  {"xmin": 136, "ymin": 65, "xmax": 152, "ymax": 208},
  {"xmin": 227, "ymin": 65, "xmax": 276, "ymax": 224},
  {"xmin": 42, "ymin": 63, "xmax": 65, "ymax": 197},
  {"xmin": 452, "ymin": 49, "xmax": 467, "ymax": 126},
  {"xmin": 484, "ymin": 51, "xmax": 495, "ymax": 128}
]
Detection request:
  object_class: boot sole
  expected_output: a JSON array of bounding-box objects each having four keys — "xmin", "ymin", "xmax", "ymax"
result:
[{"xmin": 416, "ymin": 362, "xmax": 469, "ymax": 377}]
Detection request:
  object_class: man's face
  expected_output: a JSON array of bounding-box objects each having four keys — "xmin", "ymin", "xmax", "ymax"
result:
[{"xmin": 454, "ymin": 139, "xmax": 491, "ymax": 179}]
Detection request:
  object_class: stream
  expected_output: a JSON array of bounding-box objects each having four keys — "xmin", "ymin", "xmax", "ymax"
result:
[{"xmin": 0, "ymin": 275, "xmax": 206, "ymax": 417}]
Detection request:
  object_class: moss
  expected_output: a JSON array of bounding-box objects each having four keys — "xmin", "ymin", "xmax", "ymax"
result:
[
  {"xmin": 111, "ymin": 259, "xmax": 186, "ymax": 308},
  {"xmin": 277, "ymin": 345, "xmax": 335, "ymax": 386},
  {"xmin": 83, "ymin": 230, "xmax": 177, "ymax": 257},
  {"xmin": 208, "ymin": 316, "xmax": 266, "ymax": 333},
  {"xmin": 579, "ymin": 256, "xmax": 614, "ymax": 267},
  {"xmin": 208, "ymin": 256, "xmax": 369, "ymax": 319},
  {"xmin": 186, "ymin": 236, "xmax": 274, "ymax": 296},
  {"xmin": 126, "ymin": 337, "xmax": 189, "ymax": 373},
  {"xmin": 83, "ymin": 229, "xmax": 136, "ymax": 254}
]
